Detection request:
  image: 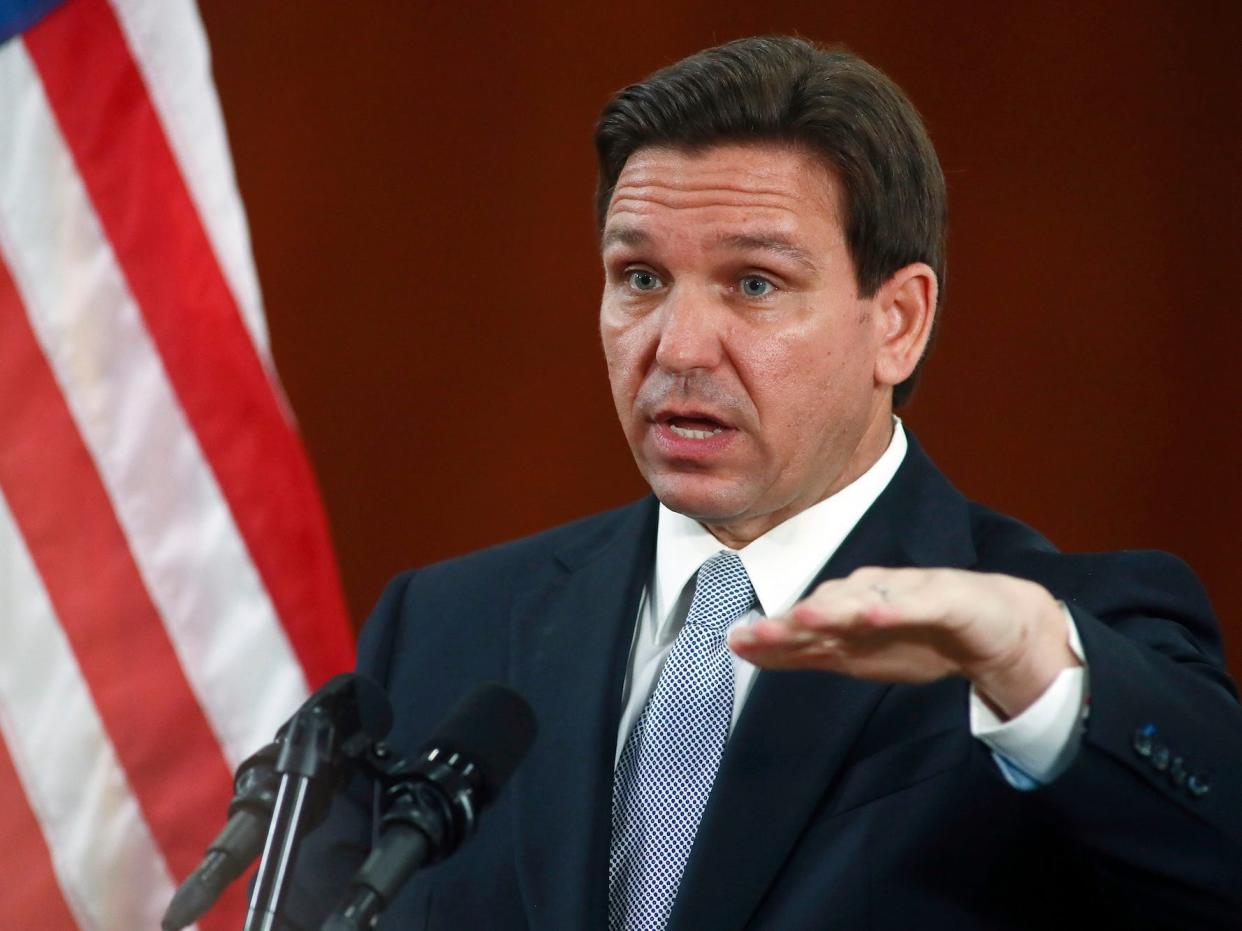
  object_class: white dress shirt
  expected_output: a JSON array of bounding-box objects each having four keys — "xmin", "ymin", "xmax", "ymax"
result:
[{"xmin": 614, "ymin": 421, "xmax": 1087, "ymax": 786}]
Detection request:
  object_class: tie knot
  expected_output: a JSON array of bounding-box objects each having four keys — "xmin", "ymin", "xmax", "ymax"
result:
[{"xmin": 685, "ymin": 551, "xmax": 755, "ymax": 635}]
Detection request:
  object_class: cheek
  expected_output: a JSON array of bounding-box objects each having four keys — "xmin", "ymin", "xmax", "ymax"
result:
[
  {"xmin": 601, "ymin": 316, "xmax": 653, "ymax": 391},
  {"xmin": 601, "ymin": 327, "xmax": 633, "ymax": 377},
  {"xmin": 738, "ymin": 327, "xmax": 834, "ymax": 409},
  {"xmin": 746, "ymin": 340, "xmax": 852, "ymax": 451},
  {"xmin": 601, "ymin": 340, "xmax": 644, "ymax": 431}
]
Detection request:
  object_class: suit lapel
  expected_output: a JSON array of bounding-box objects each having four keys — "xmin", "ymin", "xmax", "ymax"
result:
[
  {"xmin": 510, "ymin": 499, "xmax": 658, "ymax": 931},
  {"xmin": 669, "ymin": 435, "xmax": 978, "ymax": 931}
]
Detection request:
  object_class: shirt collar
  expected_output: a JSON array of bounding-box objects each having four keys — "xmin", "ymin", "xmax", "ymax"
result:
[{"xmin": 651, "ymin": 419, "xmax": 909, "ymax": 635}]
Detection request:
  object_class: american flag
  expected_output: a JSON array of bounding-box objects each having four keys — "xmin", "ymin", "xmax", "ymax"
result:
[{"xmin": 0, "ymin": 0, "xmax": 355, "ymax": 927}]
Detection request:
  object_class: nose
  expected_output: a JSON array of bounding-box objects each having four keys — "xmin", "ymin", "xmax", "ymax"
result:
[{"xmin": 653, "ymin": 285, "xmax": 725, "ymax": 374}]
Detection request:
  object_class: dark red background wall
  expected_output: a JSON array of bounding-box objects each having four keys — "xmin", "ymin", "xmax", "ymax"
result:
[{"xmin": 197, "ymin": 2, "xmax": 1242, "ymax": 675}]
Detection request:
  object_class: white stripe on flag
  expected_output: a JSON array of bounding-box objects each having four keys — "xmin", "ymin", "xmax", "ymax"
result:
[
  {"xmin": 0, "ymin": 38, "xmax": 307, "ymax": 769},
  {"xmin": 0, "ymin": 486, "xmax": 178, "ymax": 931},
  {"xmin": 106, "ymin": 0, "xmax": 272, "ymax": 370}
]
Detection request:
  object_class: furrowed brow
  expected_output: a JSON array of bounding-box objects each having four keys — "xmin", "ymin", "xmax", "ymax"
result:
[
  {"xmin": 600, "ymin": 226, "xmax": 648, "ymax": 250},
  {"xmin": 719, "ymin": 232, "xmax": 817, "ymax": 271}
]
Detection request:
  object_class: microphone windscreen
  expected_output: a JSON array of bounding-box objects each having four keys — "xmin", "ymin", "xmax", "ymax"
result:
[
  {"xmin": 351, "ymin": 674, "xmax": 394, "ymax": 739},
  {"xmin": 304, "ymin": 673, "xmax": 394, "ymax": 740},
  {"xmin": 422, "ymin": 683, "xmax": 536, "ymax": 800}
]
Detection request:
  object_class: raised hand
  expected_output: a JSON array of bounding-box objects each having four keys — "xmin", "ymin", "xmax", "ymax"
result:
[{"xmin": 728, "ymin": 566, "xmax": 1080, "ymax": 718}]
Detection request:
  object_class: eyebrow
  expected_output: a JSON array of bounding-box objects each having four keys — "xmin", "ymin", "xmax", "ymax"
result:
[
  {"xmin": 600, "ymin": 226, "xmax": 648, "ymax": 249},
  {"xmin": 600, "ymin": 226, "xmax": 818, "ymax": 273},
  {"xmin": 717, "ymin": 232, "xmax": 818, "ymax": 272}
]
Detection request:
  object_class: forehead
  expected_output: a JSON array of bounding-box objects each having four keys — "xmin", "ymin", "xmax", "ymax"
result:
[{"xmin": 604, "ymin": 142, "xmax": 842, "ymax": 242}]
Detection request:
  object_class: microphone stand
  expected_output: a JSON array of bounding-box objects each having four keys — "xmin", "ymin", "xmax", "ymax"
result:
[
  {"xmin": 243, "ymin": 702, "xmax": 343, "ymax": 931},
  {"xmin": 320, "ymin": 682, "xmax": 536, "ymax": 930}
]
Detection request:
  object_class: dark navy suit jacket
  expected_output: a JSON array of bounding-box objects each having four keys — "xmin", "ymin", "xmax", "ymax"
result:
[{"xmin": 281, "ymin": 436, "xmax": 1242, "ymax": 929}]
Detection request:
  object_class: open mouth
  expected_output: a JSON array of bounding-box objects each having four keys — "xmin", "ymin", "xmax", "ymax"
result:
[{"xmin": 664, "ymin": 415, "xmax": 727, "ymax": 440}]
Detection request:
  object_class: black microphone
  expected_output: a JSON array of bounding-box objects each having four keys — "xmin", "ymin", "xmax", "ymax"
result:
[
  {"xmin": 162, "ymin": 673, "xmax": 393, "ymax": 931},
  {"xmin": 322, "ymin": 683, "xmax": 537, "ymax": 931}
]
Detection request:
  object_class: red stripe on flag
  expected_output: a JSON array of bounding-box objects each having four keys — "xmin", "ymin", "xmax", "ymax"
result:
[
  {"xmin": 0, "ymin": 734, "xmax": 79, "ymax": 930},
  {"xmin": 0, "ymin": 256, "xmax": 246, "ymax": 930},
  {"xmin": 23, "ymin": 0, "xmax": 354, "ymax": 686}
]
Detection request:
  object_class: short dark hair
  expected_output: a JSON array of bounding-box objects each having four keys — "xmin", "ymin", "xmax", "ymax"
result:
[{"xmin": 594, "ymin": 36, "xmax": 946, "ymax": 406}]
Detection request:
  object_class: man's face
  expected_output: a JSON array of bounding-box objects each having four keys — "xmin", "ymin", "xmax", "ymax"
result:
[{"xmin": 600, "ymin": 143, "xmax": 897, "ymax": 547}]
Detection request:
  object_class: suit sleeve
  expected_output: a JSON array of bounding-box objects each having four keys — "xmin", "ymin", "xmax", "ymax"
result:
[{"xmin": 1028, "ymin": 551, "xmax": 1242, "ymax": 926}]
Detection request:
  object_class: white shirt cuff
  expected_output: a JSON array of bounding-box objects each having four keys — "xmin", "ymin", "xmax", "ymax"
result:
[{"xmin": 969, "ymin": 603, "xmax": 1088, "ymax": 788}]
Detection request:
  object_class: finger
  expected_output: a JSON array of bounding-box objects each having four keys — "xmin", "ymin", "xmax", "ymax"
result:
[
  {"xmin": 789, "ymin": 593, "xmax": 900, "ymax": 632},
  {"xmin": 731, "ymin": 617, "xmax": 823, "ymax": 648},
  {"xmin": 800, "ymin": 569, "xmax": 923, "ymax": 620},
  {"xmin": 744, "ymin": 651, "xmax": 847, "ymax": 672},
  {"xmin": 799, "ymin": 571, "xmax": 972, "ymax": 632},
  {"xmin": 728, "ymin": 631, "xmax": 847, "ymax": 672}
]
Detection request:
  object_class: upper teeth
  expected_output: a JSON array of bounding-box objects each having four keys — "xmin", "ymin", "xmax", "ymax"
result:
[{"xmin": 670, "ymin": 424, "xmax": 721, "ymax": 440}]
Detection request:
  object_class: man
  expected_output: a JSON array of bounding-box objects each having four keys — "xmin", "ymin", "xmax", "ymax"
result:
[{"xmin": 282, "ymin": 36, "xmax": 1242, "ymax": 929}]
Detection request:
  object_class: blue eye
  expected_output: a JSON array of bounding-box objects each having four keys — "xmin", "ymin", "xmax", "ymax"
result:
[
  {"xmin": 740, "ymin": 275, "xmax": 774, "ymax": 297},
  {"xmin": 627, "ymin": 270, "xmax": 662, "ymax": 291}
]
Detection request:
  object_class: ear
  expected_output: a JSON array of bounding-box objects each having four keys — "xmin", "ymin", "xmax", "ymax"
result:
[{"xmin": 872, "ymin": 262, "xmax": 938, "ymax": 388}]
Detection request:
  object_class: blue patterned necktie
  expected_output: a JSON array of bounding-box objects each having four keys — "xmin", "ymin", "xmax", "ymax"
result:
[{"xmin": 609, "ymin": 550, "xmax": 757, "ymax": 931}]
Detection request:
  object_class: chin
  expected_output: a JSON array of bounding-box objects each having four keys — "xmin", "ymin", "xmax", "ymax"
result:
[{"xmin": 647, "ymin": 473, "xmax": 750, "ymax": 524}]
